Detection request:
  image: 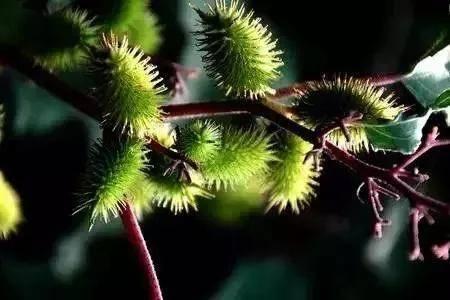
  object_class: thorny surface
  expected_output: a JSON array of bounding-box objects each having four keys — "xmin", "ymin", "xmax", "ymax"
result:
[{"xmin": 2, "ymin": 47, "xmax": 450, "ymax": 260}]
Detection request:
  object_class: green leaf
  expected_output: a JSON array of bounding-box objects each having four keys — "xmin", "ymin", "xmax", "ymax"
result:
[
  {"xmin": 363, "ymin": 110, "xmax": 431, "ymax": 154},
  {"xmin": 402, "ymin": 45, "xmax": 450, "ymax": 108},
  {"xmin": 434, "ymin": 89, "xmax": 450, "ymax": 108}
]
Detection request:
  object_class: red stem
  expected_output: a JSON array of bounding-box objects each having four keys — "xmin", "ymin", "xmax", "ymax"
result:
[
  {"xmin": 162, "ymin": 102, "xmax": 450, "ymax": 215},
  {"xmin": 120, "ymin": 202, "xmax": 163, "ymax": 300},
  {"xmin": 2, "ymin": 46, "xmax": 450, "ymax": 260}
]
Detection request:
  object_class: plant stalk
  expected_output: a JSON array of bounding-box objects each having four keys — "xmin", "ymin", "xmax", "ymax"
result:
[{"xmin": 120, "ymin": 202, "xmax": 163, "ymax": 300}]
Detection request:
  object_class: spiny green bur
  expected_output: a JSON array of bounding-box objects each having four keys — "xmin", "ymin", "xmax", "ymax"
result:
[
  {"xmin": 266, "ymin": 133, "xmax": 320, "ymax": 213},
  {"xmin": 0, "ymin": 172, "xmax": 22, "ymax": 239},
  {"xmin": 143, "ymin": 172, "xmax": 212, "ymax": 215},
  {"xmin": 78, "ymin": 138, "xmax": 148, "ymax": 225},
  {"xmin": 194, "ymin": 0, "xmax": 283, "ymax": 99},
  {"xmin": 178, "ymin": 120, "xmax": 221, "ymax": 164},
  {"xmin": 0, "ymin": 4, "xmax": 98, "ymax": 70},
  {"xmin": 132, "ymin": 151, "xmax": 212, "ymax": 215},
  {"xmin": 293, "ymin": 77, "xmax": 405, "ymax": 152},
  {"xmin": 90, "ymin": 33, "xmax": 166, "ymax": 138},
  {"xmin": 31, "ymin": 9, "xmax": 98, "ymax": 70},
  {"xmin": 181, "ymin": 121, "xmax": 275, "ymax": 190}
]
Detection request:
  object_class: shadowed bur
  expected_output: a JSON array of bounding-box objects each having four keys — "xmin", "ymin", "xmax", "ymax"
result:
[
  {"xmin": 31, "ymin": 8, "xmax": 99, "ymax": 70},
  {"xmin": 193, "ymin": 0, "xmax": 283, "ymax": 99},
  {"xmin": 292, "ymin": 76, "xmax": 406, "ymax": 152}
]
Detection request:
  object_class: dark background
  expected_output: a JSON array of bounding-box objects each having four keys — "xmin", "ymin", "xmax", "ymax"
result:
[{"xmin": 1, "ymin": 0, "xmax": 450, "ymax": 299}]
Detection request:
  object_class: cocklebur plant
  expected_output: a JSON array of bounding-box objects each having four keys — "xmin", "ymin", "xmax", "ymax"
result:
[
  {"xmin": 178, "ymin": 120, "xmax": 276, "ymax": 190},
  {"xmin": 31, "ymin": 8, "xmax": 99, "ymax": 70},
  {"xmin": 177, "ymin": 120, "xmax": 222, "ymax": 164},
  {"xmin": 0, "ymin": 171, "xmax": 22, "ymax": 239},
  {"xmin": 89, "ymin": 33, "xmax": 165, "ymax": 138},
  {"xmin": 4, "ymin": 0, "xmax": 450, "ymax": 299},
  {"xmin": 265, "ymin": 132, "xmax": 320, "ymax": 213},
  {"xmin": 140, "ymin": 158, "xmax": 213, "ymax": 215},
  {"xmin": 0, "ymin": 3, "xmax": 98, "ymax": 71},
  {"xmin": 0, "ymin": 105, "xmax": 22, "ymax": 239},
  {"xmin": 194, "ymin": 0, "xmax": 283, "ymax": 99},
  {"xmin": 77, "ymin": 137, "xmax": 148, "ymax": 226},
  {"xmin": 0, "ymin": 0, "xmax": 162, "ymax": 70},
  {"xmin": 292, "ymin": 77, "xmax": 406, "ymax": 152}
]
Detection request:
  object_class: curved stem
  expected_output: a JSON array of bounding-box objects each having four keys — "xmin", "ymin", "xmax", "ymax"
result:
[
  {"xmin": 161, "ymin": 102, "xmax": 450, "ymax": 216},
  {"xmin": 2, "ymin": 45, "xmax": 450, "ymax": 260},
  {"xmin": 120, "ymin": 202, "xmax": 163, "ymax": 300}
]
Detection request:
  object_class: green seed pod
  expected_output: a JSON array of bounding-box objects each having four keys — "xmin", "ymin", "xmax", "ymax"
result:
[
  {"xmin": 266, "ymin": 133, "xmax": 320, "ymax": 213},
  {"xmin": 145, "ymin": 172, "xmax": 212, "ymax": 215},
  {"xmin": 32, "ymin": 9, "xmax": 98, "ymax": 70},
  {"xmin": 293, "ymin": 77, "xmax": 405, "ymax": 152},
  {"xmin": 78, "ymin": 138, "xmax": 148, "ymax": 225},
  {"xmin": 90, "ymin": 33, "xmax": 166, "ymax": 138},
  {"xmin": 178, "ymin": 120, "xmax": 221, "ymax": 164},
  {"xmin": 194, "ymin": 0, "xmax": 283, "ymax": 99},
  {"xmin": 200, "ymin": 124, "xmax": 275, "ymax": 190},
  {"xmin": 0, "ymin": 171, "xmax": 22, "ymax": 238},
  {"xmin": 129, "ymin": 148, "xmax": 212, "ymax": 215}
]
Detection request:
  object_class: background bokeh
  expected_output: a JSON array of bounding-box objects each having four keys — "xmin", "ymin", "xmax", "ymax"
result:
[{"xmin": 1, "ymin": 0, "xmax": 450, "ymax": 299}]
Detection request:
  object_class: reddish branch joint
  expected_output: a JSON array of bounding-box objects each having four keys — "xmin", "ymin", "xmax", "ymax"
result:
[
  {"xmin": 305, "ymin": 111, "xmax": 363, "ymax": 169},
  {"xmin": 147, "ymin": 138, "xmax": 198, "ymax": 183},
  {"xmin": 150, "ymin": 56, "xmax": 199, "ymax": 99},
  {"xmin": 356, "ymin": 127, "xmax": 450, "ymax": 261}
]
